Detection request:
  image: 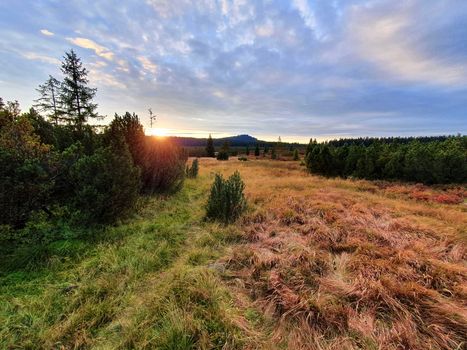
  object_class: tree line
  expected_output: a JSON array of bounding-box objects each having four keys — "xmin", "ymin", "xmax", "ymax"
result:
[
  {"xmin": 305, "ymin": 136, "xmax": 466, "ymax": 184},
  {"xmin": 0, "ymin": 50, "xmax": 186, "ymax": 247}
]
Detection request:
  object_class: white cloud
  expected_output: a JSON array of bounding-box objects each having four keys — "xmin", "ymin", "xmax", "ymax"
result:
[
  {"xmin": 40, "ymin": 29, "xmax": 54, "ymax": 36},
  {"xmin": 67, "ymin": 37, "xmax": 114, "ymax": 60},
  {"xmin": 292, "ymin": 0, "xmax": 317, "ymax": 30},
  {"xmin": 22, "ymin": 52, "xmax": 60, "ymax": 65},
  {"xmin": 256, "ymin": 19, "xmax": 274, "ymax": 37},
  {"xmin": 88, "ymin": 69, "xmax": 126, "ymax": 89},
  {"xmin": 137, "ymin": 56, "xmax": 158, "ymax": 74}
]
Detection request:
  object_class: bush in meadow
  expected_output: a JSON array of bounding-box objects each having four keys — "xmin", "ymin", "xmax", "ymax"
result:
[{"xmin": 206, "ymin": 171, "xmax": 246, "ymax": 223}]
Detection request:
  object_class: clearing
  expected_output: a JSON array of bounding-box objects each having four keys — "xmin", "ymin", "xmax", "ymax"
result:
[{"xmin": 1, "ymin": 158, "xmax": 466, "ymax": 349}]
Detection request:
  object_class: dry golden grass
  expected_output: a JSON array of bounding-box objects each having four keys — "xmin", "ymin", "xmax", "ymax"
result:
[{"xmin": 199, "ymin": 158, "xmax": 467, "ymax": 350}]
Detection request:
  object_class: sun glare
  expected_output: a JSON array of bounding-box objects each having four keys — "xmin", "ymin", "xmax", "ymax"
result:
[{"xmin": 148, "ymin": 128, "xmax": 168, "ymax": 137}]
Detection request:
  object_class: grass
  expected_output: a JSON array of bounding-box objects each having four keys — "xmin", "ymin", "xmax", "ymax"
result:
[{"xmin": 1, "ymin": 158, "xmax": 466, "ymax": 349}]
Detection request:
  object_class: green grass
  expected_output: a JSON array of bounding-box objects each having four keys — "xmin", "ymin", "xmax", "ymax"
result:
[{"xmin": 0, "ymin": 176, "xmax": 258, "ymax": 349}]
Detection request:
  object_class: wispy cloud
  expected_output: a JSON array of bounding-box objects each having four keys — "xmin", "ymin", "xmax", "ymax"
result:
[
  {"xmin": 40, "ymin": 29, "xmax": 54, "ymax": 36},
  {"xmin": 66, "ymin": 37, "xmax": 114, "ymax": 61},
  {"xmin": 22, "ymin": 52, "xmax": 60, "ymax": 65}
]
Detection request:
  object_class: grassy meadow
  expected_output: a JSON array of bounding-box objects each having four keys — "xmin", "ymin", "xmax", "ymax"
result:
[{"xmin": 1, "ymin": 158, "xmax": 466, "ymax": 349}]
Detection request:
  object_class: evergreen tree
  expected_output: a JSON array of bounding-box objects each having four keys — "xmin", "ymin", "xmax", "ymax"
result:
[
  {"xmin": 254, "ymin": 143, "xmax": 260, "ymax": 156},
  {"xmin": 217, "ymin": 141, "xmax": 229, "ymax": 160},
  {"xmin": 206, "ymin": 134, "xmax": 215, "ymax": 157},
  {"xmin": 271, "ymin": 147, "xmax": 277, "ymax": 159},
  {"xmin": 60, "ymin": 50, "xmax": 98, "ymax": 128},
  {"xmin": 263, "ymin": 144, "xmax": 269, "ymax": 156},
  {"xmin": 34, "ymin": 75, "xmax": 62, "ymax": 124},
  {"xmin": 293, "ymin": 149, "xmax": 299, "ymax": 161},
  {"xmin": 245, "ymin": 145, "xmax": 250, "ymax": 156}
]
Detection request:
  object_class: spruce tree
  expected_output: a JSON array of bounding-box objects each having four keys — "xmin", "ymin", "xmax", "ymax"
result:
[
  {"xmin": 34, "ymin": 75, "xmax": 62, "ymax": 124},
  {"xmin": 206, "ymin": 134, "xmax": 215, "ymax": 157},
  {"xmin": 60, "ymin": 49, "xmax": 98, "ymax": 128},
  {"xmin": 245, "ymin": 145, "xmax": 250, "ymax": 155},
  {"xmin": 293, "ymin": 149, "xmax": 299, "ymax": 161},
  {"xmin": 254, "ymin": 143, "xmax": 260, "ymax": 156}
]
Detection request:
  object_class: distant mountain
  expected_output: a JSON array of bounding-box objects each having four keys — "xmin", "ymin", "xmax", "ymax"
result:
[
  {"xmin": 218, "ymin": 134, "xmax": 258, "ymax": 145},
  {"xmin": 165, "ymin": 134, "xmax": 263, "ymax": 147}
]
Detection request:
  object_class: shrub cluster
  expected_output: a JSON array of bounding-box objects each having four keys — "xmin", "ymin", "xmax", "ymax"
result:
[
  {"xmin": 206, "ymin": 171, "xmax": 247, "ymax": 223},
  {"xmin": 0, "ymin": 103, "xmax": 186, "ymax": 246},
  {"xmin": 305, "ymin": 136, "xmax": 467, "ymax": 184}
]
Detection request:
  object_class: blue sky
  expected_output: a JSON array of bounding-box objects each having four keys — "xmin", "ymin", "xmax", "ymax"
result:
[{"xmin": 0, "ymin": 0, "xmax": 466, "ymax": 141}]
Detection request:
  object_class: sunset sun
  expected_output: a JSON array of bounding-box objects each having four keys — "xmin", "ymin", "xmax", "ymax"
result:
[{"xmin": 148, "ymin": 128, "xmax": 168, "ymax": 137}]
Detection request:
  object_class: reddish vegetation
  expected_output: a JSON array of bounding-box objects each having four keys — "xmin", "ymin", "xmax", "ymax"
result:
[{"xmin": 201, "ymin": 159, "xmax": 467, "ymax": 350}]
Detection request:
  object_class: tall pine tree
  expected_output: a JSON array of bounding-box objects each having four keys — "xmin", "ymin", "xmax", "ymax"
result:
[
  {"xmin": 34, "ymin": 75, "xmax": 62, "ymax": 125},
  {"xmin": 206, "ymin": 134, "xmax": 215, "ymax": 157},
  {"xmin": 60, "ymin": 50, "xmax": 98, "ymax": 128}
]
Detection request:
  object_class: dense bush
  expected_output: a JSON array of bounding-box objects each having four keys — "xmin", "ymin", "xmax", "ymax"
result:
[
  {"xmin": 186, "ymin": 158, "xmax": 199, "ymax": 178},
  {"xmin": 0, "ymin": 112, "xmax": 53, "ymax": 228},
  {"xmin": 293, "ymin": 149, "xmax": 299, "ymax": 161},
  {"xmin": 305, "ymin": 136, "xmax": 467, "ymax": 184},
  {"xmin": 69, "ymin": 139, "xmax": 140, "ymax": 224},
  {"xmin": 206, "ymin": 171, "xmax": 247, "ymax": 223}
]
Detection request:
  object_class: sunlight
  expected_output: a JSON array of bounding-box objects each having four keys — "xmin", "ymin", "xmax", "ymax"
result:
[{"xmin": 147, "ymin": 128, "xmax": 169, "ymax": 137}]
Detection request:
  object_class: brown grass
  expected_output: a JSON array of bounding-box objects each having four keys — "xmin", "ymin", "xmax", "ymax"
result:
[{"xmin": 199, "ymin": 158, "xmax": 467, "ymax": 350}]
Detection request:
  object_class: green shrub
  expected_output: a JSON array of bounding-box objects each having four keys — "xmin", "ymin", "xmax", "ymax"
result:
[
  {"xmin": 0, "ymin": 114, "xmax": 53, "ymax": 228},
  {"xmin": 238, "ymin": 157, "xmax": 248, "ymax": 161},
  {"xmin": 293, "ymin": 149, "xmax": 299, "ymax": 161},
  {"xmin": 216, "ymin": 151, "xmax": 229, "ymax": 160},
  {"xmin": 69, "ymin": 141, "xmax": 140, "ymax": 224},
  {"xmin": 206, "ymin": 171, "xmax": 247, "ymax": 223},
  {"xmin": 217, "ymin": 141, "xmax": 229, "ymax": 161},
  {"xmin": 186, "ymin": 158, "xmax": 199, "ymax": 178}
]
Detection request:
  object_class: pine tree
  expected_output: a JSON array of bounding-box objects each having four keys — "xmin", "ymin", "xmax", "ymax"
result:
[
  {"xmin": 34, "ymin": 75, "xmax": 62, "ymax": 124},
  {"xmin": 60, "ymin": 50, "xmax": 98, "ymax": 128},
  {"xmin": 271, "ymin": 147, "xmax": 277, "ymax": 159},
  {"xmin": 245, "ymin": 145, "xmax": 250, "ymax": 156},
  {"xmin": 254, "ymin": 143, "xmax": 260, "ymax": 156},
  {"xmin": 293, "ymin": 149, "xmax": 299, "ymax": 161},
  {"xmin": 206, "ymin": 134, "xmax": 215, "ymax": 157}
]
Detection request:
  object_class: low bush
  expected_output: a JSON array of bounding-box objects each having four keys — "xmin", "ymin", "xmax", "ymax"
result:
[
  {"xmin": 206, "ymin": 171, "xmax": 247, "ymax": 223},
  {"xmin": 69, "ymin": 141, "xmax": 140, "ymax": 224},
  {"xmin": 238, "ymin": 157, "xmax": 248, "ymax": 161},
  {"xmin": 293, "ymin": 149, "xmax": 299, "ymax": 160},
  {"xmin": 186, "ymin": 158, "xmax": 199, "ymax": 178},
  {"xmin": 217, "ymin": 151, "xmax": 229, "ymax": 160}
]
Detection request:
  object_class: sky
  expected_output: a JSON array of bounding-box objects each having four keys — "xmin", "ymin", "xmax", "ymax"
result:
[{"xmin": 0, "ymin": 0, "xmax": 466, "ymax": 142}]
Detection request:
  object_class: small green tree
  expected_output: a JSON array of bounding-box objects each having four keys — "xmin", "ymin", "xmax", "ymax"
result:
[
  {"xmin": 217, "ymin": 141, "xmax": 229, "ymax": 160},
  {"xmin": 293, "ymin": 149, "xmax": 299, "ymax": 161},
  {"xmin": 186, "ymin": 158, "xmax": 199, "ymax": 178},
  {"xmin": 254, "ymin": 143, "xmax": 260, "ymax": 156},
  {"xmin": 271, "ymin": 147, "xmax": 277, "ymax": 159},
  {"xmin": 245, "ymin": 145, "xmax": 250, "ymax": 156},
  {"xmin": 206, "ymin": 134, "xmax": 215, "ymax": 157},
  {"xmin": 206, "ymin": 171, "xmax": 246, "ymax": 223}
]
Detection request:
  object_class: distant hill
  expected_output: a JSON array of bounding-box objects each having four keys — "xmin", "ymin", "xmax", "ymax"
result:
[{"xmin": 166, "ymin": 134, "xmax": 264, "ymax": 147}]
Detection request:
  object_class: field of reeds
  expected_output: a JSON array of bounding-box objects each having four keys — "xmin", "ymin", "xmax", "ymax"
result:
[{"xmin": 1, "ymin": 157, "xmax": 466, "ymax": 349}]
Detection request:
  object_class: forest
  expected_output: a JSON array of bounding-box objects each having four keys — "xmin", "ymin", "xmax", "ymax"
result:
[{"xmin": 305, "ymin": 136, "xmax": 467, "ymax": 184}]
